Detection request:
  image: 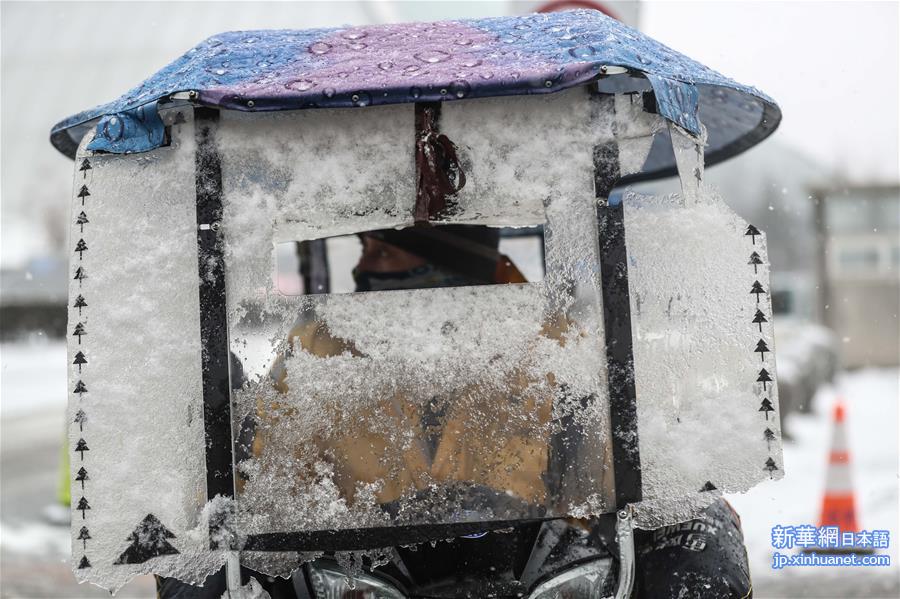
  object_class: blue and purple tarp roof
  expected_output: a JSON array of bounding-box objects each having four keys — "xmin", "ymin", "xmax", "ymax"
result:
[{"xmin": 50, "ymin": 9, "xmax": 780, "ymax": 180}]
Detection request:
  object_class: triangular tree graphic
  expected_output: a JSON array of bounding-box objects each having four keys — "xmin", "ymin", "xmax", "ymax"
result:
[
  {"xmin": 76, "ymin": 466, "xmax": 89, "ymax": 488},
  {"xmin": 750, "ymin": 280, "xmax": 766, "ymax": 303},
  {"xmin": 73, "ymin": 380, "xmax": 88, "ymax": 396},
  {"xmin": 74, "ymin": 294, "xmax": 87, "ymax": 315},
  {"xmin": 74, "ymin": 409, "xmax": 87, "ymax": 431},
  {"xmin": 79, "ymin": 158, "xmax": 92, "ymax": 178},
  {"xmin": 752, "ymin": 309, "xmax": 768, "ymax": 332},
  {"xmin": 76, "ymin": 211, "xmax": 89, "ymax": 232},
  {"xmin": 78, "ymin": 526, "xmax": 92, "ymax": 549},
  {"xmin": 73, "ymin": 322, "xmax": 86, "ymax": 344},
  {"xmin": 757, "ymin": 368, "xmax": 773, "ymax": 391},
  {"xmin": 77, "ymin": 185, "xmax": 91, "ymax": 205},
  {"xmin": 78, "ymin": 555, "xmax": 92, "ymax": 569},
  {"xmin": 759, "ymin": 398, "xmax": 775, "ymax": 420},
  {"xmin": 764, "ymin": 457, "xmax": 779, "ymax": 479},
  {"xmin": 748, "ymin": 251, "xmax": 763, "ymax": 274},
  {"xmin": 114, "ymin": 514, "xmax": 180, "ymax": 565},
  {"xmin": 75, "ymin": 438, "xmax": 89, "ymax": 460},
  {"xmin": 745, "ymin": 224, "xmax": 760, "ymax": 244},
  {"xmin": 755, "ymin": 339, "xmax": 770, "ymax": 361},
  {"xmin": 74, "ymin": 351, "xmax": 87, "ymax": 373},
  {"xmin": 74, "ymin": 266, "xmax": 87, "ymax": 286},
  {"xmin": 763, "ymin": 428, "xmax": 776, "ymax": 450},
  {"xmin": 77, "ymin": 496, "xmax": 90, "ymax": 519},
  {"xmin": 699, "ymin": 481, "xmax": 717, "ymax": 492},
  {"xmin": 75, "ymin": 239, "xmax": 88, "ymax": 260}
]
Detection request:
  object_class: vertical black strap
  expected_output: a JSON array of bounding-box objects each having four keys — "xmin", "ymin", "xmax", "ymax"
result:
[
  {"xmin": 595, "ymin": 134, "xmax": 643, "ymax": 507},
  {"xmin": 297, "ymin": 239, "xmax": 330, "ymax": 294},
  {"xmin": 194, "ymin": 107, "xmax": 235, "ymax": 546}
]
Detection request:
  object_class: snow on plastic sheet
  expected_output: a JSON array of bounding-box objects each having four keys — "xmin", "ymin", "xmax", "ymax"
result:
[
  {"xmin": 622, "ymin": 188, "xmax": 783, "ymax": 529},
  {"xmin": 438, "ymin": 87, "xmax": 607, "ymax": 226},
  {"xmin": 218, "ymin": 105, "xmax": 416, "ymax": 243},
  {"xmin": 224, "ymin": 192, "xmax": 616, "ymax": 566},
  {"xmin": 67, "ymin": 109, "xmax": 222, "ymax": 591}
]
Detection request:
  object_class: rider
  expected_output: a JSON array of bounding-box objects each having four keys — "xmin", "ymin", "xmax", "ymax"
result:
[{"xmin": 156, "ymin": 225, "xmax": 752, "ymax": 599}]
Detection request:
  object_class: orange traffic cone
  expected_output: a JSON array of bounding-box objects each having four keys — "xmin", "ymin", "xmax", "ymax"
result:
[{"xmin": 808, "ymin": 399, "xmax": 873, "ymax": 554}]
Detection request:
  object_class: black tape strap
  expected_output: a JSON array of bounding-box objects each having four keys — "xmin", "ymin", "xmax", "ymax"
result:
[
  {"xmin": 194, "ymin": 107, "xmax": 236, "ymax": 547},
  {"xmin": 594, "ymin": 129, "xmax": 643, "ymax": 507}
]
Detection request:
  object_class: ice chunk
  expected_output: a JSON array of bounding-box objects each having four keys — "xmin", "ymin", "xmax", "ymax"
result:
[{"xmin": 622, "ymin": 188, "xmax": 784, "ymax": 528}]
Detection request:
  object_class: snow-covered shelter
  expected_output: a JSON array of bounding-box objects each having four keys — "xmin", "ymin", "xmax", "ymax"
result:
[{"xmin": 52, "ymin": 10, "xmax": 783, "ymax": 589}]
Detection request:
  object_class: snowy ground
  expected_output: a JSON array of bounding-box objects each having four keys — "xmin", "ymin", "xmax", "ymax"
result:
[
  {"xmin": 1, "ymin": 340, "xmax": 897, "ymax": 598},
  {"xmin": 726, "ymin": 367, "xmax": 900, "ymax": 598}
]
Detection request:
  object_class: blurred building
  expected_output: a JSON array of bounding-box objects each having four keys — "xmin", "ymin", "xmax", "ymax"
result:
[
  {"xmin": 0, "ymin": 256, "xmax": 67, "ymax": 340},
  {"xmin": 812, "ymin": 184, "xmax": 900, "ymax": 368}
]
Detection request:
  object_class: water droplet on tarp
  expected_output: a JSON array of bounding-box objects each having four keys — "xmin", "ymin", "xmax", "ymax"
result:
[
  {"xmin": 415, "ymin": 49, "xmax": 451, "ymax": 64},
  {"xmin": 409, "ymin": 86, "xmax": 422, "ymax": 99},
  {"xmin": 308, "ymin": 41, "xmax": 331, "ymax": 55},
  {"xmin": 569, "ymin": 46, "xmax": 596, "ymax": 59},
  {"xmin": 286, "ymin": 79, "xmax": 316, "ymax": 92},
  {"xmin": 377, "ymin": 61, "xmax": 394, "ymax": 71},
  {"xmin": 342, "ymin": 30, "xmax": 368, "ymax": 41}
]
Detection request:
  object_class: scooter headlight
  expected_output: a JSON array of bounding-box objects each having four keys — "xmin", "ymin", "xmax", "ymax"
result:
[
  {"xmin": 527, "ymin": 559, "xmax": 615, "ymax": 599},
  {"xmin": 306, "ymin": 561, "xmax": 406, "ymax": 599}
]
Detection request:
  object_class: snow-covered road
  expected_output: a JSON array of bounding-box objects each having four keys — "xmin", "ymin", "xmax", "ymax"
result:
[{"xmin": 1, "ymin": 340, "xmax": 897, "ymax": 598}]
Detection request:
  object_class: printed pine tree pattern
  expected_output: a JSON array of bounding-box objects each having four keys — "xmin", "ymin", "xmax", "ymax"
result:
[
  {"xmin": 744, "ymin": 224, "xmax": 760, "ymax": 244},
  {"xmin": 77, "ymin": 185, "xmax": 90, "ymax": 205},
  {"xmin": 757, "ymin": 368, "xmax": 773, "ymax": 391},
  {"xmin": 754, "ymin": 339, "xmax": 770, "ymax": 361},
  {"xmin": 74, "ymin": 409, "xmax": 87, "ymax": 431},
  {"xmin": 77, "ymin": 496, "xmax": 91, "ymax": 519},
  {"xmin": 759, "ymin": 398, "xmax": 775, "ymax": 420},
  {"xmin": 75, "ymin": 239, "xmax": 88, "ymax": 259},
  {"xmin": 763, "ymin": 428, "xmax": 776, "ymax": 450},
  {"xmin": 78, "ymin": 526, "xmax": 92, "ymax": 549},
  {"xmin": 114, "ymin": 514, "xmax": 180, "ymax": 565},
  {"xmin": 73, "ymin": 351, "xmax": 87, "ymax": 372},
  {"xmin": 752, "ymin": 309, "xmax": 767, "ymax": 332},
  {"xmin": 750, "ymin": 280, "xmax": 766, "ymax": 303},
  {"xmin": 75, "ymin": 438, "xmax": 89, "ymax": 459},
  {"xmin": 76, "ymin": 466, "xmax": 89, "ymax": 488},
  {"xmin": 748, "ymin": 251, "xmax": 763, "ymax": 273},
  {"xmin": 76, "ymin": 211, "xmax": 89, "ymax": 232},
  {"xmin": 73, "ymin": 294, "xmax": 87, "ymax": 315}
]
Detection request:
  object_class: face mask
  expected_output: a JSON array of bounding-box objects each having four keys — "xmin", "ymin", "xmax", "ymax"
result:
[{"xmin": 353, "ymin": 263, "xmax": 480, "ymax": 292}]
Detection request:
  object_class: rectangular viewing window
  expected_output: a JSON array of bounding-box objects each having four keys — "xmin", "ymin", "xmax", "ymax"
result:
[{"xmin": 275, "ymin": 226, "xmax": 545, "ymax": 296}]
